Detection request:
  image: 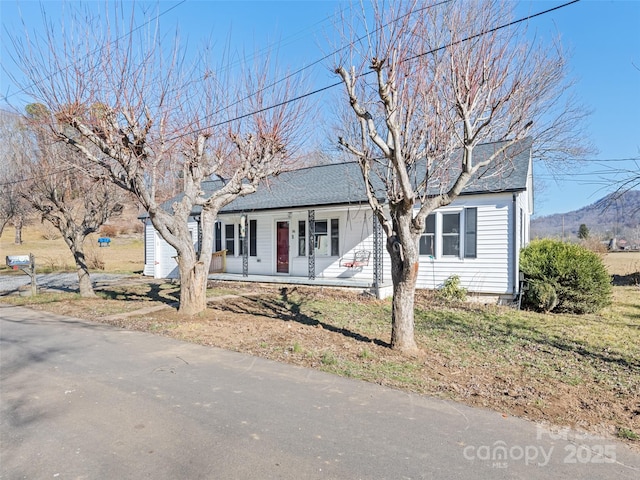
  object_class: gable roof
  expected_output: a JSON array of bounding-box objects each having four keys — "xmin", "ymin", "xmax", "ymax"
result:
[
  {"xmin": 156, "ymin": 138, "xmax": 532, "ymax": 216},
  {"xmin": 216, "ymin": 138, "xmax": 532, "ymax": 213}
]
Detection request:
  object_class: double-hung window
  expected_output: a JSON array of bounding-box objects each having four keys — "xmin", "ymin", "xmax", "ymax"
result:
[
  {"xmin": 237, "ymin": 219, "xmax": 257, "ymax": 256},
  {"xmin": 442, "ymin": 213, "xmax": 460, "ymax": 256},
  {"xmin": 298, "ymin": 220, "xmax": 306, "ymax": 256},
  {"xmin": 314, "ymin": 220, "xmax": 329, "ymax": 255},
  {"xmin": 419, "ymin": 209, "xmax": 478, "ymax": 259},
  {"xmin": 225, "ymin": 224, "xmax": 235, "ymax": 255},
  {"xmin": 419, "ymin": 214, "xmax": 436, "ymax": 256},
  {"xmin": 309, "ymin": 219, "xmax": 340, "ymax": 256}
]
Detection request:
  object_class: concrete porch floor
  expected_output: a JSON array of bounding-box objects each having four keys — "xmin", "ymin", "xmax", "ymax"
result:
[{"xmin": 208, "ymin": 273, "xmax": 377, "ymax": 292}]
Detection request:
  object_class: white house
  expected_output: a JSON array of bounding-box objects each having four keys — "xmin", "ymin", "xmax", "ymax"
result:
[{"xmin": 142, "ymin": 139, "xmax": 533, "ymax": 301}]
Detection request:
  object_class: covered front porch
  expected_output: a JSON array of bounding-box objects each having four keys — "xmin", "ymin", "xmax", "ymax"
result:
[{"xmin": 208, "ymin": 272, "xmax": 391, "ymax": 297}]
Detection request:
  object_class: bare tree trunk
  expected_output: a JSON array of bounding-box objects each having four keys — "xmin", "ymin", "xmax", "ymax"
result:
[
  {"xmin": 388, "ymin": 211, "xmax": 420, "ymax": 354},
  {"xmin": 14, "ymin": 217, "xmax": 23, "ymax": 244},
  {"xmin": 176, "ymin": 249, "xmax": 209, "ymax": 315},
  {"xmin": 70, "ymin": 243, "xmax": 96, "ymax": 297},
  {"xmin": 390, "ymin": 276, "xmax": 419, "ymax": 353},
  {"xmin": 175, "ymin": 211, "xmax": 218, "ymax": 315},
  {"xmin": 0, "ymin": 213, "xmax": 9, "ymax": 238}
]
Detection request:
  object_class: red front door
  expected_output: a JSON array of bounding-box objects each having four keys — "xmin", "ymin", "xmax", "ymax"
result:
[{"xmin": 276, "ymin": 221, "xmax": 289, "ymax": 274}]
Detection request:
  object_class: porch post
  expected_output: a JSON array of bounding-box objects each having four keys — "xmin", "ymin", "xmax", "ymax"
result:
[
  {"xmin": 195, "ymin": 216, "xmax": 202, "ymax": 256},
  {"xmin": 373, "ymin": 213, "xmax": 383, "ymax": 289},
  {"xmin": 308, "ymin": 209, "xmax": 315, "ymax": 280},
  {"xmin": 241, "ymin": 215, "xmax": 248, "ymax": 277}
]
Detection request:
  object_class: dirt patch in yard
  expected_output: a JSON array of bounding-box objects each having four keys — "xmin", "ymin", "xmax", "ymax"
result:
[{"xmin": 15, "ymin": 280, "xmax": 639, "ymax": 452}]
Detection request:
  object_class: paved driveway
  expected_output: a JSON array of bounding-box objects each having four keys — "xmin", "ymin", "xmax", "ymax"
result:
[
  {"xmin": 1, "ymin": 304, "xmax": 639, "ymax": 479},
  {"xmin": 0, "ymin": 272, "xmax": 134, "ymax": 295}
]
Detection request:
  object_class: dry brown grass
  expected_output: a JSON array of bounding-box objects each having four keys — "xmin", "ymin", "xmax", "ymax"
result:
[
  {"xmin": 603, "ymin": 251, "xmax": 640, "ymax": 274},
  {"xmin": 604, "ymin": 251, "xmax": 640, "ymax": 285},
  {"xmin": 0, "ymin": 219, "xmax": 144, "ymax": 274}
]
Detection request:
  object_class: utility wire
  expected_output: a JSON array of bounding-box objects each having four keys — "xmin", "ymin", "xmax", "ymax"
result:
[
  {"xmin": 407, "ymin": 0, "xmax": 581, "ymax": 62},
  {"xmin": 173, "ymin": 0, "xmax": 582, "ymax": 141},
  {"xmin": 188, "ymin": 0, "xmax": 454, "ymax": 135},
  {"xmin": 1, "ymin": 0, "xmax": 187, "ymax": 102},
  {"xmin": 0, "ymin": 0, "xmax": 583, "ymax": 187},
  {"xmin": 0, "ymin": 167, "xmax": 76, "ymax": 187}
]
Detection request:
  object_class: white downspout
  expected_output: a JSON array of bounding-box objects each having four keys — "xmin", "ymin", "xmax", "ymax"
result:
[{"xmin": 512, "ymin": 192, "xmax": 518, "ymax": 295}]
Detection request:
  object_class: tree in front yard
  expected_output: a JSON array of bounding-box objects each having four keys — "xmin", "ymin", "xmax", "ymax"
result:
[
  {"xmin": 333, "ymin": 0, "xmax": 590, "ymax": 352},
  {"xmin": 12, "ymin": 105, "xmax": 125, "ymax": 297},
  {"xmin": 0, "ymin": 110, "xmax": 32, "ymax": 242},
  {"xmin": 6, "ymin": 2, "xmax": 305, "ymax": 314}
]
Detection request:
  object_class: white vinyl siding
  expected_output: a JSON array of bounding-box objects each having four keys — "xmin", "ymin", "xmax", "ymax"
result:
[
  {"xmin": 416, "ymin": 194, "xmax": 513, "ymax": 294},
  {"xmin": 219, "ymin": 207, "xmax": 374, "ymax": 282},
  {"xmin": 143, "ymin": 221, "xmax": 155, "ymax": 276},
  {"xmin": 144, "ymin": 192, "xmax": 526, "ymax": 296},
  {"xmin": 149, "ymin": 220, "xmax": 198, "ymax": 279}
]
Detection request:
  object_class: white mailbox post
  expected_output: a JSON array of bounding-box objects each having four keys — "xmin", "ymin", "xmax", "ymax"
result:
[{"xmin": 6, "ymin": 254, "xmax": 37, "ymax": 296}]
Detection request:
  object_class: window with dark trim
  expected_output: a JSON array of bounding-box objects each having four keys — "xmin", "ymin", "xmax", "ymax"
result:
[
  {"xmin": 331, "ymin": 219, "xmax": 339, "ymax": 256},
  {"xmin": 298, "ymin": 220, "xmax": 306, "ymax": 256},
  {"xmin": 442, "ymin": 213, "xmax": 460, "ymax": 256},
  {"xmin": 464, "ymin": 208, "xmax": 477, "ymax": 258},
  {"xmin": 419, "ymin": 214, "xmax": 436, "ymax": 256},
  {"xmin": 314, "ymin": 220, "xmax": 328, "ymax": 255},
  {"xmin": 312, "ymin": 219, "xmax": 339, "ymax": 256},
  {"xmin": 249, "ymin": 219, "xmax": 257, "ymax": 257},
  {"xmin": 225, "ymin": 224, "xmax": 235, "ymax": 255}
]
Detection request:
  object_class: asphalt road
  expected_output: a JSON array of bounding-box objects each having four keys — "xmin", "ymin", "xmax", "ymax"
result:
[{"xmin": 1, "ymin": 304, "xmax": 639, "ymax": 479}]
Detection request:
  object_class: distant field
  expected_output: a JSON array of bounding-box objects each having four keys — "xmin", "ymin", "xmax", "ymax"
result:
[
  {"xmin": 0, "ymin": 224, "xmax": 143, "ymax": 274},
  {"xmin": 603, "ymin": 251, "xmax": 640, "ymax": 276}
]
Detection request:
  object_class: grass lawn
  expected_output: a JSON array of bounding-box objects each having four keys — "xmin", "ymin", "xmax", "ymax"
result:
[{"xmin": 0, "ymin": 217, "xmax": 144, "ymax": 274}]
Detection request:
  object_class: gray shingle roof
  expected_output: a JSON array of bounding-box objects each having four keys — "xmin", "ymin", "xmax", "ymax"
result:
[
  {"xmin": 212, "ymin": 161, "xmax": 371, "ymax": 213},
  {"xmin": 155, "ymin": 138, "xmax": 531, "ymax": 216}
]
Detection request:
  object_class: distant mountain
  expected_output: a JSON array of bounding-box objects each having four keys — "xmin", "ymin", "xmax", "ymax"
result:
[{"xmin": 531, "ymin": 190, "xmax": 640, "ymax": 242}]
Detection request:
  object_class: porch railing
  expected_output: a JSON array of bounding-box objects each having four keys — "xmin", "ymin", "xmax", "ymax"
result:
[{"xmin": 210, "ymin": 250, "xmax": 227, "ymax": 273}]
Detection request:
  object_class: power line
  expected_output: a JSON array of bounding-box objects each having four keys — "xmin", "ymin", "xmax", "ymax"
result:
[
  {"xmin": 186, "ymin": 0, "xmax": 454, "ymax": 136},
  {"xmin": 2, "ymin": 0, "xmax": 187, "ymax": 103},
  {"xmin": 408, "ymin": 0, "xmax": 581, "ymax": 62},
  {"xmin": 1, "ymin": 0, "xmax": 584, "ymax": 187},
  {"xmin": 0, "ymin": 167, "xmax": 76, "ymax": 188},
  {"xmin": 579, "ymin": 157, "xmax": 640, "ymax": 163},
  {"xmin": 173, "ymin": 0, "xmax": 582, "ymax": 141}
]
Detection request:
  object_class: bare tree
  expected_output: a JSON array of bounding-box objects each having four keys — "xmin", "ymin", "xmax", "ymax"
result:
[
  {"xmin": 603, "ymin": 65, "xmax": 640, "ymax": 202},
  {"xmin": 6, "ymin": 2, "xmax": 305, "ymax": 314},
  {"xmin": 333, "ymin": 0, "xmax": 589, "ymax": 352},
  {"xmin": 603, "ymin": 157, "xmax": 640, "ymax": 203},
  {"xmin": 0, "ymin": 110, "xmax": 32, "ymax": 241},
  {"xmin": 11, "ymin": 106, "xmax": 124, "ymax": 297}
]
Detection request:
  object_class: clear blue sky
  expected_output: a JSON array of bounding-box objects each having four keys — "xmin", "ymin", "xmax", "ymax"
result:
[{"xmin": 1, "ymin": 0, "xmax": 638, "ymax": 217}]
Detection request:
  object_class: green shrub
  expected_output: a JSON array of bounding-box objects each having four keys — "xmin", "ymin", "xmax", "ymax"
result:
[
  {"xmin": 520, "ymin": 239, "xmax": 612, "ymax": 314},
  {"xmin": 527, "ymin": 279, "xmax": 558, "ymax": 313},
  {"xmin": 438, "ymin": 275, "xmax": 467, "ymax": 302}
]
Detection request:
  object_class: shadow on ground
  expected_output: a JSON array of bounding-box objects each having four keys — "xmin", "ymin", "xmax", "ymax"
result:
[{"xmin": 211, "ymin": 286, "xmax": 390, "ymax": 348}]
